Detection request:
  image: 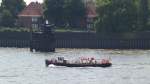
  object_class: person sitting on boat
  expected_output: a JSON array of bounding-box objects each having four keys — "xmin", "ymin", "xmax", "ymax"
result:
[
  {"xmin": 57, "ymin": 57, "xmax": 64, "ymax": 63},
  {"xmin": 101, "ymin": 59, "xmax": 110, "ymax": 64},
  {"xmin": 80, "ymin": 57, "xmax": 88, "ymax": 64},
  {"xmin": 89, "ymin": 57, "xmax": 96, "ymax": 64}
]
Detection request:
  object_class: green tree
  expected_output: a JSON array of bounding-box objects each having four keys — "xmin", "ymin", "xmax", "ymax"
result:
[
  {"xmin": 44, "ymin": 0, "xmax": 86, "ymax": 27},
  {"xmin": 139, "ymin": 0, "xmax": 149, "ymax": 30},
  {"xmin": 64, "ymin": 0, "xmax": 86, "ymax": 27},
  {"xmin": 95, "ymin": 0, "xmax": 138, "ymax": 33},
  {"xmin": 0, "ymin": 7, "xmax": 2, "ymax": 26},
  {"xmin": 0, "ymin": 0, "xmax": 26, "ymax": 27},
  {"xmin": 44, "ymin": 0, "xmax": 65, "ymax": 26},
  {"xmin": 1, "ymin": 9, "xmax": 14, "ymax": 27}
]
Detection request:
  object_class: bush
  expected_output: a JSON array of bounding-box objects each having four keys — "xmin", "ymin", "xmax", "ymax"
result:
[{"xmin": 0, "ymin": 27, "xmax": 31, "ymax": 32}]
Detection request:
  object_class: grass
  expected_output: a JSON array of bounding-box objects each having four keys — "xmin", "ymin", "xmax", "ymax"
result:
[
  {"xmin": 0, "ymin": 27, "xmax": 39, "ymax": 32},
  {"xmin": 55, "ymin": 27, "xmax": 95, "ymax": 32},
  {"xmin": 0, "ymin": 27, "xmax": 95, "ymax": 32}
]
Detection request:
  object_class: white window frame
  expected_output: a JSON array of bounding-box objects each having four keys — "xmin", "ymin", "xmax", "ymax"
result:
[{"xmin": 32, "ymin": 17, "xmax": 38, "ymax": 22}]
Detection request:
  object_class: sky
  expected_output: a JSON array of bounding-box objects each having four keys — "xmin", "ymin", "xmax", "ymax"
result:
[
  {"xmin": 0, "ymin": 0, "xmax": 43, "ymax": 5},
  {"xmin": 24, "ymin": 0, "xmax": 43, "ymax": 5}
]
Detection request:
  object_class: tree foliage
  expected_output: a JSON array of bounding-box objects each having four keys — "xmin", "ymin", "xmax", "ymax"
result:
[
  {"xmin": 44, "ymin": 0, "xmax": 65, "ymax": 25},
  {"xmin": 139, "ymin": 0, "xmax": 149, "ymax": 30},
  {"xmin": 0, "ymin": 0, "xmax": 26, "ymax": 27},
  {"xmin": 64, "ymin": 0, "xmax": 86, "ymax": 27},
  {"xmin": 95, "ymin": 0, "xmax": 149, "ymax": 33},
  {"xmin": 44, "ymin": 0, "xmax": 86, "ymax": 27},
  {"xmin": 1, "ymin": 9, "xmax": 14, "ymax": 27}
]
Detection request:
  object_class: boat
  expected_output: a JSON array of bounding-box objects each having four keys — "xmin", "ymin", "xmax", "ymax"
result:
[{"xmin": 45, "ymin": 57, "xmax": 112, "ymax": 67}]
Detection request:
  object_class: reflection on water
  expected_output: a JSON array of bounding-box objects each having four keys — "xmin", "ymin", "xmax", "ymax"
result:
[{"xmin": 0, "ymin": 48, "xmax": 150, "ymax": 84}]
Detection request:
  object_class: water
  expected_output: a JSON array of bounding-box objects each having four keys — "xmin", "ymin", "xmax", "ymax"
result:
[{"xmin": 0, "ymin": 48, "xmax": 150, "ymax": 84}]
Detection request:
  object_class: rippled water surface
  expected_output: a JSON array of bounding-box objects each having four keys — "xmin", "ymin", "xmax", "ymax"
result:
[{"xmin": 0, "ymin": 48, "xmax": 150, "ymax": 84}]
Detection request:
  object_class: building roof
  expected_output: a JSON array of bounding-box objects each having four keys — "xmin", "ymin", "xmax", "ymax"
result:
[{"xmin": 18, "ymin": 2, "xmax": 43, "ymax": 17}]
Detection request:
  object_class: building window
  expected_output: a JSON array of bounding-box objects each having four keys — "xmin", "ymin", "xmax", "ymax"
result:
[
  {"xmin": 87, "ymin": 18, "xmax": 93, "ymax": 23},
  {"xmin": 32, "ymin": 17, "xmax": 38, "ymax": 22},
  {"xmin": 32, "ymin": 24, "xmax": 38, "ymax": 28}
]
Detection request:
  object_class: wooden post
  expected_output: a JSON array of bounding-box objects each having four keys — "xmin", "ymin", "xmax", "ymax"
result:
[{"xmin": 30, "ymin": 25, "xmax": 33, "ymax": 52}]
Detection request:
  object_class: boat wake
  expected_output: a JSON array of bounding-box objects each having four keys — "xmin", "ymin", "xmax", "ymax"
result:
[{"xmin": 48, "ymin": 64, "xmax": 56, "ymax": 67}]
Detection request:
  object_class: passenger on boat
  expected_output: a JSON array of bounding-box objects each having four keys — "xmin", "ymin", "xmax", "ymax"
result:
[
  {"xmin": 89, "ymin": 57, "xmax": 96, "ymax": 64},
  {"xmin": 101, "ymin": 59, "xmax": 110, "ymax": 64},
  {"xmin": 57, "ymin": 57, "xmax": 64, "ymax": 63},
  {"xmin": 80, "ymin": 57, "xmax": 96, "ymax": 64},
  {"xmin": 80, "ymin": 57, "xmax": 88, "ymax": 64}
]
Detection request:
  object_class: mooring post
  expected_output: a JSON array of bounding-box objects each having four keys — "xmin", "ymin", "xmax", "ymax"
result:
[
  {"xmin": 30, "ymin": 25, "xmax": 33, "ymax": 52},
  {"xmin": 30, "ymin": 20, "xmax": 55, "ymax": 52}
]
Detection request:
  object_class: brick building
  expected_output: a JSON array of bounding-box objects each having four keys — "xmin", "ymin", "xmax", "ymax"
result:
[
  {"xmin": 85, "ymin": 0, "xmax": 97, "ymax": 30},
  {"xmin": 18, "ymin": 2, "xmax": 43, "ymax": 28},
  {"xmin": 18, "ymin": 1, "xmax": 96, "ymax": 29}
]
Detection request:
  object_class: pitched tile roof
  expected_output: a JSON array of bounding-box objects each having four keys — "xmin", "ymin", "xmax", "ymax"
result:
[{"xmin": 18, "ymin": 2, "xmax": 43, "ymax": 17}]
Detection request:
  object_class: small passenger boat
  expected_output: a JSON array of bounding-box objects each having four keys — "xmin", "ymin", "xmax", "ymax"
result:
[{"xmin": 45, "ymin": 57, "xmax": 112, "ymax": 67}]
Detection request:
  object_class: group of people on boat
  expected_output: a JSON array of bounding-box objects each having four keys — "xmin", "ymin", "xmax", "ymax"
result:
[
  {"xmin": 47, "ymin": 57, "xmax": 111, "ymax": 65},
  {"xmin": 80, "ymin": 57, "xmax": 110, "ymax": 64}
]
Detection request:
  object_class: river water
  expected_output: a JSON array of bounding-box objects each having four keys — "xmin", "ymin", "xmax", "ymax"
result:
[{"xmin": 0, "ymin": 48, "xmax": 150, "ymax": 84}]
